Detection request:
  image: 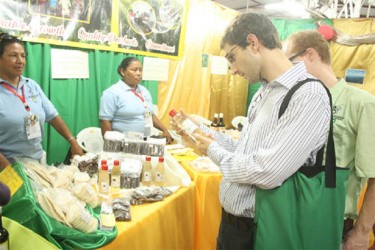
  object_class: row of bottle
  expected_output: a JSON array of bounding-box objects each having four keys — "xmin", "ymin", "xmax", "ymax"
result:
[
  {"xmin": 141, "ymin": 156, "xmax": 165, "ymax": 187},
  {"xmin": 97, "ymin": 156, "xmax": 165, "ymax": 195},
  {"xmin": 210, "ymin": 113, "xmax": 226, "ymax": 132}
]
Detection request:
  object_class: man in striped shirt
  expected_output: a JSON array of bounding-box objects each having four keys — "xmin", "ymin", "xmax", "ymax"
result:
[{"xmin": 193, "ymin": 13, "xmax": 331, "ymax": 249}]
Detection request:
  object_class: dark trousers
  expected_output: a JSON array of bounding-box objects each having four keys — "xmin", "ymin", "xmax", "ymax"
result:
[{"xmin": 217, "ymin": 208, "xmax": 255, "ymax": 250}]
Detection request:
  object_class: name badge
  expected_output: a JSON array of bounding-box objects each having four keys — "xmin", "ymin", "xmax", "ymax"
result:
[{"xmin": 24, "ymin": 114, "xmax": 41, "ymax": 140}]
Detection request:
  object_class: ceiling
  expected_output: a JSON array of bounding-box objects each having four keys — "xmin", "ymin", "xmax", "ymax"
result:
[{"xmin": 211, "ymin": 0, "xmax": 375, "ymax": 19}]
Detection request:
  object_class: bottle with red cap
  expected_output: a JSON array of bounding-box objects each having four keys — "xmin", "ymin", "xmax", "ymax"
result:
[
  {"xmin": 169, "ymin": 109, "xmax": 200, "ymax": 142},
  {"xmin": 154, "ymin": 157, "xmax": 165, "ymax": 186},
  {"xmin": 98, "ymin": 161, "xmax": 110, "ymax": 195},
  {"xmin": 142, "ymin": 156, "xmax": 153, "ymax": 186},
  {"xmin": 111, "ymin": 159, "xmax": 121, "ymax": 192}
]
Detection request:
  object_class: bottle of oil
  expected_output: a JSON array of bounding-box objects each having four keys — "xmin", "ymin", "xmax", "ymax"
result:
[
  {"xmin": 169, "ymin": 109, "xmax": 201, "ymax": 142},
  {"xmin": 211, "ymin": 113, "xmax": 219, "ymax": 131},
  {"xmin": 154, "ymin": 157, "xmax": 165, "ymax": 186},
  {"xmin": 0, "ymin": 206, "xmax": 9, "ymax": 250},
  {"xmin": 111, "ymin": 159, "xmax": 121, "ymax": 192},
  {"xmin": 98, "ymin": 163, "xmax": 110, "ymax": 195},
  {"xmin": 218, "ymin": 113, "xmax": 226, "ymax": 133},
  {"xmin": 142, "ymin": 156, "xmax": 153, "ymax": 186}
]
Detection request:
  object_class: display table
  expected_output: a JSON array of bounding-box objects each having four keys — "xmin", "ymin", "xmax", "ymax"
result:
[
  {"xmin": 176, "ymin": 155, "xmax": 222, "ymax": 250},
  {"xmin": 99, "ymin": 184, "xmax": 195, "ymax": 250}
]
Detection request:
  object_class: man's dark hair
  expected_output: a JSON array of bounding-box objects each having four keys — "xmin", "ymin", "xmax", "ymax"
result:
[{"xmin": 220, "ymin": 13, "xmax": 282, "ymax": 50}]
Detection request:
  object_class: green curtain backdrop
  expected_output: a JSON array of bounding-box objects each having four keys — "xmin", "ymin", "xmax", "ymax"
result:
[
  {"xmin": 246, "ymin": 18, "xmax": 333, "ymax": 113},
  {"xmin": 22, "ymin": 42, "xmax": 158, "ymax": 164}
]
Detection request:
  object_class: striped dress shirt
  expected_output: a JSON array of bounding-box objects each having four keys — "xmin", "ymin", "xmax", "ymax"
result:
[{"xmin": 201, "ymin": 62, "xmax": 331, "ymax": 218}]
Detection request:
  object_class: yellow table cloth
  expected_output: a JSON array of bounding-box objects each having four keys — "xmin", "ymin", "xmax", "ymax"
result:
[
  {"xmin": 178, "ymin": 157, "xmax": 222, "ymax": 250},
  {"xmin": 99, "ymin": 185, "xmax": 195, "ymax": 250}
]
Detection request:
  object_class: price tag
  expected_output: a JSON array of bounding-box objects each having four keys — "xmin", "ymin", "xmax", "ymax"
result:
[{"xmin": 0, "ymin": 166, "xmax": 23, "ymax": 196}]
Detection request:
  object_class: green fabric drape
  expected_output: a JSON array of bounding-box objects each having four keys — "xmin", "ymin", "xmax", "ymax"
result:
[
  {"xmin": 22, "ymin": 43, "xmax": 158, "ymax": 164},
  {"xmin": 246, "ymin": 19, "xmax": 333, "ymax": 112}
]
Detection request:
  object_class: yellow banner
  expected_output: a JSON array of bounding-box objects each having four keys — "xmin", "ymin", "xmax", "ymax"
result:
[{"xmin": 0, "ymin": 0, "xmax": 187, "ymax": 59}]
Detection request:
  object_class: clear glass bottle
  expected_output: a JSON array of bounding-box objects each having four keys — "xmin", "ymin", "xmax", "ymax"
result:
[
  {"xmin": 154, "ymin": 157, "xmax": 165, "ymax": 186},
  {"xmin": 111, "ymin": 159, "xmax": 121, "ymax": 192},
  {"xmin": 169, "ymin": 109, "xmax": 200, "ymax": 142},
  {"xmin": 0, "ymin": 206, "xmax": 9, "ymax": 250},
  {"xmin": 98, "ymin": 163, "xmax": 110, "ymax": 195},
  {"xmin": 142, "ymin": 156, "xmax": 153, "ymax": 186}
]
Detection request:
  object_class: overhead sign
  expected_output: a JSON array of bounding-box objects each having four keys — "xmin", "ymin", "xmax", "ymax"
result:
[{"xmin": 0, "ymin": 0, "xmax": 187, "ymax": 59}]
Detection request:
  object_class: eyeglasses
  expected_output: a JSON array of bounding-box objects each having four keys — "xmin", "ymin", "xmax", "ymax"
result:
[
  {"xmin": 288, "ymin": 49, "xmax": 307, "ymax": 62},
  {"xmin": 225, "ymin": 37, "xmax": 248, "ymax": 62}
]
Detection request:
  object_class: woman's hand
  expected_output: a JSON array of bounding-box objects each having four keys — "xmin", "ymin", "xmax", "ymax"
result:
[
  {"xmin": 0, "ymin": 153, "xmax": 10, "ymax": 170},
  {"xmin": 70, "ymin": 140, "xmax": 84, "ymax": 156},
  {"xmin": 163, "ymin": 130, "xmax": 174, "ymax": 144}
]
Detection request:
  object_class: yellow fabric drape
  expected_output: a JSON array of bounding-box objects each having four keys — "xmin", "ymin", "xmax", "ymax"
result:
[
  {"xmin": 157, "ymin": 0, "xmax": 248, "ymax": 128},
  {"xmin": 331, "ymin": 18, "xmax": 375, "ymax": 94}
]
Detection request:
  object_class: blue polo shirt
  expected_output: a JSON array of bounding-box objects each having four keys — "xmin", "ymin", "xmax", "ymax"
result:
[
  {"xmin": 99, "ymin": 80, "xmax": 154, "ymax": 135},
  {"xmin": 0, "ymin": 76, "xmax": 58, "ymax": 161}
]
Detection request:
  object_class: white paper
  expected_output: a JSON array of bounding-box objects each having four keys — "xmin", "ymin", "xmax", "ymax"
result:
[
  {"xmin": 51, "ymin": 49, "xmax": 89, "ymax": 79},
  {"xmin": 211, "ymin": 56, "xmax": 228, "ymax": 75},
  {"xmin": 142, "ymin": 57, "xmax": 169, "ymax": 81}
]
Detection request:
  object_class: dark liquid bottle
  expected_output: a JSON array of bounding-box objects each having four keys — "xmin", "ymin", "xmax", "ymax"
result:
[
  {"xmin": 218, "ymin": 113, "xmax": 225, "ymax": 133},
  {"xmin": 0, "ymin": 206, "xmax": 9, "ymax": 250},
  {"xmin": 210, "ymin": 113, "xmax": 219, "ymax": 131}
]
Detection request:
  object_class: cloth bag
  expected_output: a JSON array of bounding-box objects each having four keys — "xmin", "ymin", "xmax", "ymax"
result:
[
  {"xmin": 254, "ymin": 79, "xmax": 349, "ymax": 249},
  {"xmin": 3, "ymin": 161, "xmax": 117, "ymax": 250}
]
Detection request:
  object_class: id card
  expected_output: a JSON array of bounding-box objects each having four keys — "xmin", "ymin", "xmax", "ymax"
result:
[
  {"xmin": 24, "ymin": 114, "xmax": 41, "ymax": 139},
  {"xmin": 144, "ymin": 110, "xmax": 153, "ymax": 128}
]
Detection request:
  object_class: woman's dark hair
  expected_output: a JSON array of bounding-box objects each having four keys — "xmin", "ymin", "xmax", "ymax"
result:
[
  {"xmin": 117, "ymin": 57, "xmax": 141, "ymax": 77},
  {"xmin": 0, "ymin": 33, "xmax": 24, "ymax": 56}
]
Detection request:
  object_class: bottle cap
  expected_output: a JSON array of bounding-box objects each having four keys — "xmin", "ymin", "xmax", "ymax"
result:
[
  {"xmin": 169, "ymin": 109, "xmax": 177, "ymax": 117},
  {"xmin": 146, "ymin": 156, "xmax": 152, "ymax": 161},
  {"xmin": 158, "ymin": 157, "xmax": 164, "ymax": 163},
  {"xmin": 101, "ymin": 159, "xmax": 107, "ymax": 166},
  {"xmin": 102, "ymin": 164, "xmax": 108, "ymax": 171},
  {"xmin": 114, "ymin": 160, "xmax": 120, "ymax": 165}
]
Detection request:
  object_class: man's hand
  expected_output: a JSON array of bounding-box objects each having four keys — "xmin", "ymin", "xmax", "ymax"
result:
[
  {"xmin": 342, "ymin": 227, "xmax": 370, "ymax": 250},
  {"xmin": 194, "ymin": 133, "xmax": 214, "ymax": 155}
]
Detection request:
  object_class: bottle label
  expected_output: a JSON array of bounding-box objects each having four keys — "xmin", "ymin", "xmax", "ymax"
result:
[
  {"xmin": 182, "ymin": 119, "xmax": 199, "ymax": 136},
  {"xmin": 0, "ymin": 240, "xmax": 9, "ymax": 250},
  {"xmin": 155, "ymin": 172, "xmax": 164, "ymax": 182},
  {"xmin": 143, "ymin": 171, "xmax": 152, "ymax": 181},
  {"xmin": 100, "ymin": 181, "xmax": 109, "ymax": 193},
  {"xmin": 111, "ymin": 176, "xmax": 120, "ymax": 188}
]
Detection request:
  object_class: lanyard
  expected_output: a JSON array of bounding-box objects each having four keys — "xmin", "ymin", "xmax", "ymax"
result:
[
  {"xmin": 130, "ymin": 88, "xmax": 148, "ymax": 109},
  {"xmin": 130, "ymin": 88, "xmax": 144, "ymax": 102},
  {"xmin": 1, "ymin": 82, "xmax": 31, "ymax": 112}
]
